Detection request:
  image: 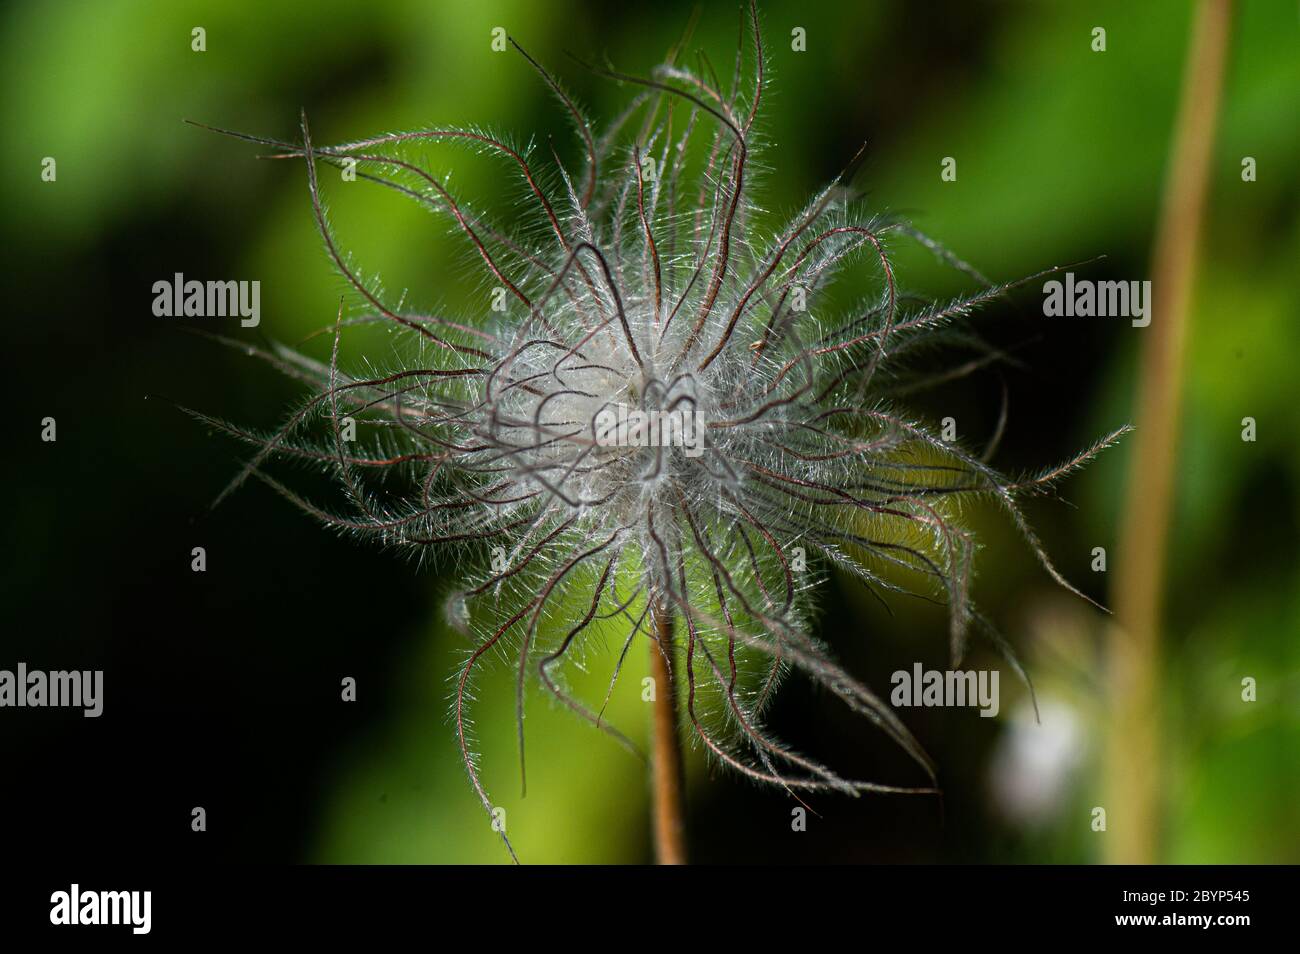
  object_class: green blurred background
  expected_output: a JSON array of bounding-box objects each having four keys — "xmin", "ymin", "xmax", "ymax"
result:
[{"xmin": 3, "ymin": 0, "xmax": 1296, "ymax": 864}]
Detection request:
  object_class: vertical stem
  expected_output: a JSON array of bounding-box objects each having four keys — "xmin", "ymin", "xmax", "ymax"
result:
[
  {"xmin": 1106, "ymin": 0, "xmax": 1232, "ymax": 864},
  {"xmin": 650, "ymin": 599, "xmax": 687, "ymax": 864}
]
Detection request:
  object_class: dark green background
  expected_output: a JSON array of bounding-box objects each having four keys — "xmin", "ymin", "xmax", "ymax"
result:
[{"xmin": 3, "ymin": 0, "xmax": 1296, "ymax": 863}]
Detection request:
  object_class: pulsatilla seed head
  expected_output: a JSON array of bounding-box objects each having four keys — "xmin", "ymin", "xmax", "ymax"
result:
[{"xmin": 192, "ymin": 2, "xmax": 1126, "ymax": 861}]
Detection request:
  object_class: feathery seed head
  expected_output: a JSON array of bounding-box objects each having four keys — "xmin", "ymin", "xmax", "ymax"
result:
[{"xmin": 194, "ymin": 2, "xmax": 1125, "ymax": 861}]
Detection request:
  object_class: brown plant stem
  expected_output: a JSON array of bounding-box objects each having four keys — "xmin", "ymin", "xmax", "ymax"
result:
[
  {"xmin": 650, "ymin": 600, "xmax": 687, "ymax": 864},
  {"xmin": 1106, "ymin": 0, "xmax": 1232, "ymax": 865}
]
